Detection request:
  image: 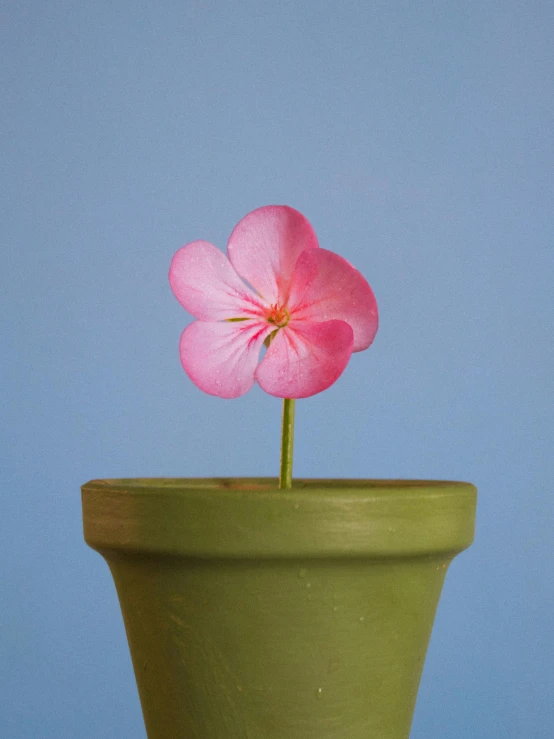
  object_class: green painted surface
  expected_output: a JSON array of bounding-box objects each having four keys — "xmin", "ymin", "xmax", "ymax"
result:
[{"xmin": 82, "ymin": 478, "xmax": 476, "ymax": 739}]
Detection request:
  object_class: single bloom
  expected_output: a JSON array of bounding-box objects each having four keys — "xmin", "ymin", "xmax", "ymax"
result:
[{"xmin": 169, "ymin": 205, "xmax": 378, "ymax": 399}]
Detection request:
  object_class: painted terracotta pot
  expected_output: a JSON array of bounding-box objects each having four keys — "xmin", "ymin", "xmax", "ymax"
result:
[{"xmin": 82, "ymin": 478, "xmax": 476, "ymax": 739}]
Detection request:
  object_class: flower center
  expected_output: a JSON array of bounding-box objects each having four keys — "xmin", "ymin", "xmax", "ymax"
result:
[{"xmin": 267, "ymin": 303, "xmax": 290, "ymax": 328}]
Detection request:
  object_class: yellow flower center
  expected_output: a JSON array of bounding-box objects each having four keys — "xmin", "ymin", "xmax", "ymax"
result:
[{"xmin": 267, "ymin": 304, "xmax": 290, "ymax": 328}]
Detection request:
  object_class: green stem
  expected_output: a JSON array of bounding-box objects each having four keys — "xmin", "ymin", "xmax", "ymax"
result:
[{"xmin": 279, "ymin": 398, "xmax": 295, "ymax": 489}]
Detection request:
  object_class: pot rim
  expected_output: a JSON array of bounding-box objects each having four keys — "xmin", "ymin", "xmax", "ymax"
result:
[
  {"xmin": 82, "ymin": 478, "xmax": 477, "ymax": 560},
  {"xmin": 83, "ymin": 476, "xmax": 473, "ymax": 491}
]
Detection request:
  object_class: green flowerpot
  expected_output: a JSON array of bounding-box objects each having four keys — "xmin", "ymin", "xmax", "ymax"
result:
[{"xmin": 81, "ymin": 478, "xmax": 476, "ymax": 739}]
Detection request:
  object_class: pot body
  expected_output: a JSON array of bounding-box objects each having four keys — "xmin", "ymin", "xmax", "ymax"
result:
[{"xmin": 82, "ymin": 478, "xmax": 476, "ymax": 739}]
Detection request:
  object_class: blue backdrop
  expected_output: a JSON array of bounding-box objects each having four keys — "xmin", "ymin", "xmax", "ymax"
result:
[{"xmin": 2, "ymin": 1, "xmax": 552, "ymax": 737}]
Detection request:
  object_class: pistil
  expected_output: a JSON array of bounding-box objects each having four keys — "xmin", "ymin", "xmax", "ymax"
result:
[{"xmin": 267, "ymin": 304, "xmax": 290, "ymax": 328}]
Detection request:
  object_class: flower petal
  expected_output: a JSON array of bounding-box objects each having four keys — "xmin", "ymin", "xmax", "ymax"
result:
[
  {"xmin": 169, "ymin": 241, "xmax": 265, "ymax": 320},
  {"xmin": 179, "ymin": 320, "xmax": 273, "ymax": 398},
  {"xmin": 287, "ymin": 248, "xmax": 378, "ymax": 352},
  {"xmin": 227, "ymin": 205, "xmax": 319, "ymax": 305},
  {"xmin": 255, "ymin": 320, "xmax": 354, "ymax": 398}
]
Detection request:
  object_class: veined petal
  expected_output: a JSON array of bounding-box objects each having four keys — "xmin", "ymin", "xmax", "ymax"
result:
[
  {"xmin": 255, "ymin": 320, "xmax": 354, "ymax": 398},
  {"xmin": 169, "ymin": 241, "xmax": 265, "ymax": 321},
  {"xmin": 227, "ymin": 205, "xmax": 319, "ymax": 305},
  {"xmin": 287, "ymin": 248, "xmax": 378, "ymax": 352},
  {"xmin": 179, "ymin": 320, "xmax": 273, "ymax": 399}
]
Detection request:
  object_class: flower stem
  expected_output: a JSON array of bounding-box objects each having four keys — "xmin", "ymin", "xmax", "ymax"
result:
[{"xmin": 279, "ymin": 398, "xmax": 295, "ymax": 489}]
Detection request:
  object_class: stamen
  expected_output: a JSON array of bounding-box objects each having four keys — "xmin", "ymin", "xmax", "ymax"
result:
[{"xmin": 267, "ymin": 303, "xmax": 290, "ymax": 328}]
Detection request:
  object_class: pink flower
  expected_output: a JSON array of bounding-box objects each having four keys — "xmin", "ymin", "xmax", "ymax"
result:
[{"xmin": 169, "ymin": 205, "xmax": 378, "ymax": 399}]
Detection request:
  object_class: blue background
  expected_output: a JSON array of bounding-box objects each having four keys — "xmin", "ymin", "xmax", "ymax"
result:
[{"xmin": 2, "ymin": 1, "xmax": 552, "ymax": 737}]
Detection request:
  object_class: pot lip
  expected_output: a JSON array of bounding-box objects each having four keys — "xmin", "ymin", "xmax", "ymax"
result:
[
  {"xmin": 82, "ymin": 478, "xmax": 477, "ymax": 560},
  {"xmin": 82, "ymin": 477, "xmax": 475, "ymax": 494}
]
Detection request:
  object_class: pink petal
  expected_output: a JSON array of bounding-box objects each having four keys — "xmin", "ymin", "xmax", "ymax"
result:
[
  {"xmin": 227, "ymin": 205, "xmax": 319, "ymax": 305},
  {"xmin": 169, "ymin": 241, "xmax": 265, "ymax": 321},
  {"xmin": 287, "ymin": 248, "xmax": 378, "ymax": 352},
  {"xmin": 179, "ymin": 319, "xmax": 273, "ymax": 398},
  {"xmin": 255, "ymin": 320, "xmax": 354, "ymax": 398}
]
